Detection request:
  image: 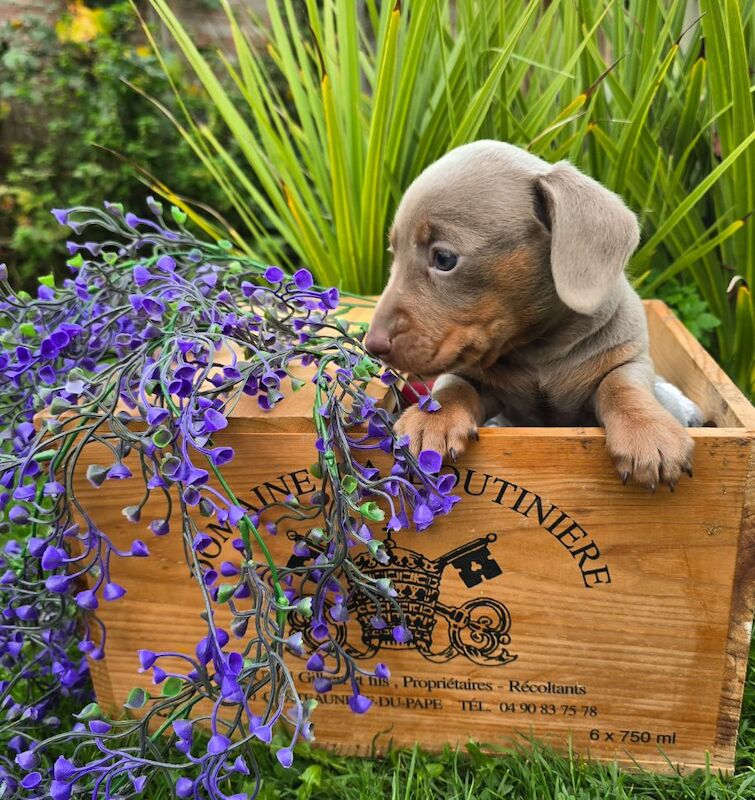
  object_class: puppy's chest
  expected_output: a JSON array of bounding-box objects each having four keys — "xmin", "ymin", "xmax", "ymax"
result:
[{"xmin": 474, "ymin": 363, "xmax": 595, "ymax": 426}]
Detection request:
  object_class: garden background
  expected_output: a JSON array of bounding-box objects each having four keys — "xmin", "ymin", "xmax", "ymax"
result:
[{"xmin": 1, "ymin": 1, "xmax": 754, "ymax": 798}]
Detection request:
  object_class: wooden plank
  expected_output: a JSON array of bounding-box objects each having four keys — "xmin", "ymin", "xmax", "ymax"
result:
[
  {"xmin": 67, "ymin": 297, "xmax": 754, "ymax": 773},
  {"xmin": 77, "ymin": 425, "xmax": 753, "ymax": 773},
  {"xmin": 645, "ymin": 299, "xmax": 755, "ymax": 429}
]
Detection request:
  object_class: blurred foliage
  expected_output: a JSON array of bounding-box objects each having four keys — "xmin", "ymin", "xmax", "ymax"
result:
[
  {"xmin": 148, "ymin": 0, "xmax": 754, "ymax": 394},
  {"xmin": 0, "ymin": 0, "xmax": 243, "ymax": 290}
]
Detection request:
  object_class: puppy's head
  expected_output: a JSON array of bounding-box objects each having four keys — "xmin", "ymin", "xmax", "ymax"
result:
[{"xmin": 365, "ymin": 141, "xmax": 639, "ymax": 377}]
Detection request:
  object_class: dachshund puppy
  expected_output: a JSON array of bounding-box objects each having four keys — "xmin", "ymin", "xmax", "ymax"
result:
[{"xmin": 365, "ymin": 141, "xmax": 694, "ymax": 490}]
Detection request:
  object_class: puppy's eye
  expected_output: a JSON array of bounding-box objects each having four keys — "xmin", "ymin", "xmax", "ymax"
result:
[{"xmin": 431, "ymin": 248, "xmax": 458, "ymax": 272}]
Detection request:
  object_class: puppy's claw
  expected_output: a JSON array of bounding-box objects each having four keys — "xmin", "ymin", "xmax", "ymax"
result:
[
  {"xmin": 684, "ymin": 466, "xmax": 693, "ymax": 478},
  {"xmin": 621, "ymin": 471, "xmax": 629, "ymax": 486},
  {"xmin": 649, "ymin": 483, "xmax": 656, "ymax": 494},
  {"xmin": 449, "ymin": 448, "xmax": 457, "ymax": 462},
  {"xmin": 668, "ymin": 480, "xmax": 676, "ymax": 493}
]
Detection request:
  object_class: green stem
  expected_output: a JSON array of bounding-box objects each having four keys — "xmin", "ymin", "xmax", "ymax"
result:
[{"xmin": 206, "ymin": 457, "xmax": 288, "ymax": 632}]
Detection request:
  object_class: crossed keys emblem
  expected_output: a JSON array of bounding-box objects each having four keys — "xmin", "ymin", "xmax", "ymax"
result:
[{"xmin": 286, "ymin": 532, "xmax": 516, "ymax": 666}]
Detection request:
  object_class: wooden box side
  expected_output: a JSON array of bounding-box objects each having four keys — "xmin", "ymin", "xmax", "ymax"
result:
[
  {"xmin": 77, "ymin": 296, "xmax": 755, "ymax": 771},
  {"xmin": 645, "ymin": 299, "xmax": 755, "ymax": 430},
  {"xmin": 80, "ymin": 425, "xmax": 754, "ymax": 773}
]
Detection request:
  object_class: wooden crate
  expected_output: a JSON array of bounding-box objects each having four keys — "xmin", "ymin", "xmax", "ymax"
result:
[{"xmin": 78, "ymin": 300, "xmax": 755, "ymax": 773}]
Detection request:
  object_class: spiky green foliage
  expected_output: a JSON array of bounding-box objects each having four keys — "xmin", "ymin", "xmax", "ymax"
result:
[{"xmin": 143, "ymin": 0, "xmax": 754, "ymax": 393}]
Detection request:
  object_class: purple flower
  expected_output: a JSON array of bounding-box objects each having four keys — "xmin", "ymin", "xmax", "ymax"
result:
[
  {"xmin": 392, "ymin": 625, "xmax": 412, "ymax": 643},
  {"xmin": 293, "ymin": 268, "xmax": 314, "ymax": 289},
  {"xmin": 133, "ymin": 265, "xmax": 155, "ymax": 286},
  {"xmin": 264, "ymin": 266, "xmax": 285, "ymax": 283},
  {"xmin": 348, "ymin": 693, "xmax": 373, "ymax": 714},
  {"xmin": 276, "ymin": 747, "xmax": 294, "ymax": 768},
  {"xmin": 207, "ymin": 733, "xmax": 231, "ymax": 754},
  {"xmin": 41, "ymin": 546, "xmax": 64, "ymax": 570},
  {"xmin": 156, "ymin": 255, "xmax": 176, "ymax": 272},
  {"xmin": 51, "ymin": 208, "xmax": 69, "ymax": 226},
  {"xmin": 149, "ymin": 519, "xmax": 170, "ymax": 536},
  {"xmin": 107, "ymin": 463, "xmax": 132, "ymax": 480},
  {"xmin": 375, "ymin": 663, "xmax": 390, "ymax": 680},
  {"xmin": 138, "ymin": 649, "xmax": 157, "ymax": 670},
  {"xmin": 172, "ymin": 719, "xmax": 193, "ymax": 741},
  {"xmin": 53, "ymin": 756, "xmax": 75, "ymax": 780},
  {"xmin": 418, "ymin": 449, "xmax": 443, "ymax": 474},
  {"xmin": 45, "ymin": 575, "xmax": 70, "ymax": 593},
  {"xmin": 8, "ymin": 505, "xmax": 29, "ymax": 524},
  {"xmin": 232, "ymin": 755, "xmax": 250, "ymax": 774},
  {"xmin": 418, "ymin": 394, "xmax": 441, "ymax": 412},
  {"xmin": 203, "ymin": 408, "xmax": 228, "ymax": 432},
  {"xmin": 130, "ymin": 539, "xmax": 150, "ymax": 557},
  {"xmin": 306, "ymin": 653, "xmax": 324, "ymax": 671},
  {"xmin": 413, "ymin": 503, "xmax": 433, "ymax": 529},
  {"xmin": 146, "ymin": 406, "xmax": 170, "ymax": 425},
  {"xmin": 253, "ymin": 724, "xmax": 272, "ymax": 743},
  {"xmin": 103, "ymin": 582, "xmax": 126, "ymax": 601},
  {"xmin": 21, "ymin": 772, "xmax": 42, "ymax": 790},
  {"xmin": 75, "ymin": 590, "xmax": 98, "ymax": 610},
  {"xmin": 14, "ymin": 750, "xmax": 38, "ymax": 769},
  {"xmin": 176, "ymin": 778, "xmax": 194, "ymax": 798},
  {"xmin": 192, "ymin": 532, "xmax": 212, "ymax": 551},
  {"xmin": 51, "ymin": 780, "xmax": 72, "ymax": 800}
]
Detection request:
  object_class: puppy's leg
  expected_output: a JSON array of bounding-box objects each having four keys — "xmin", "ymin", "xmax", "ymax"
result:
[
  {"xmin": 594, "ymin": 361, "xmax": 694, "ymax": 491},
  {"xmin": 395, "ymin": 374, "xmax": 496, "ymax": 459}
]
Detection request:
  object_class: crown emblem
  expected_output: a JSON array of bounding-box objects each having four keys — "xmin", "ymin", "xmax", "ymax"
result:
[{"xmin": 287, "ymin": 532, "xmax": 516, "ymax": 666}]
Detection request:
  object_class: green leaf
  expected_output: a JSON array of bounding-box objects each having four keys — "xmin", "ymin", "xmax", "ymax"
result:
[
  {"xmin": 67, "ymin": 253, "xmax": 84, "ymax": 269},
  {"xmin": 216, "ymin": 583, "xmax": 236, "ymax": 603},
  {"xmin": 75, "ymin": 702, "xmax": 102, "ymax": 721},
  {"xmin": 359, "ymin": 501, "xmax": 385, "ymax": 522},
  {"xmin": 19, "ymin": 322, "xmax": 36, "ymax": 338},
  {"xmin": 162, "ymin": 677, "xmax": 183, "ymax": 697},
  {"xmin": 125, "ymin": 687, "xmax": 150, "ymax": 710},
  {"xmin": 171, "ymin": 206, "xmax": 188, "ymax": 225},
  {"xmin": 151, "ymin": 427, "xmax": 173, "ymax": 448},
  {"xmin": 38, "ymin": 273, "xmax": 55, "ymax": 288},
  {"xmin": 341, "ymin": 475, "xmax": 358, "ymax": 494}
]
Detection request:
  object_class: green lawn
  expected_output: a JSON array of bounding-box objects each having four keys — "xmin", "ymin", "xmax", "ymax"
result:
[{"xmin": 236, "ymin": 637, "xmax": 755, "ymax": 800}]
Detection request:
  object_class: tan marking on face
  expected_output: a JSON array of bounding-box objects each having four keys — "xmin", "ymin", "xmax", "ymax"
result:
[
  {"xmin": 414, "ymin": 219, "xmax": 433, "ymax": 246},
  {"xmin": 376, "ymin": 245, "xmax": 551, "ymax": 377}
]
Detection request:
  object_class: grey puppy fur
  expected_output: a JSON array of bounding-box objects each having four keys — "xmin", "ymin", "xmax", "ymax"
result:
[{"xmin": 365, "ymin": 140, "xmax": 697, "ymax": 491}]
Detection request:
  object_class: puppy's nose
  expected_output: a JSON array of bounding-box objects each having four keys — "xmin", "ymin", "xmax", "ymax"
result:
[{"xmin": 364, "ymin": 327, "xmax": 392, "ymax": 358}]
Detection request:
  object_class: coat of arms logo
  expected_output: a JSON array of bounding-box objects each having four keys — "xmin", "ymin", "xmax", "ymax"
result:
[{"xmin": 287, "ymin": 532, "xmax": 516, "ymax": 666}]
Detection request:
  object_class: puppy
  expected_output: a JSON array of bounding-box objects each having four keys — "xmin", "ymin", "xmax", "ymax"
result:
[{"xmin": 365, "ymin": 141, "xmax": 694, "ymax": 491}]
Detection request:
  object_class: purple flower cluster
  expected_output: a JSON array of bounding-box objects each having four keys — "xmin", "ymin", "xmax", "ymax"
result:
[{"xmin": 0, "ymin": 200, "xmax": 459, "ymax": 799}]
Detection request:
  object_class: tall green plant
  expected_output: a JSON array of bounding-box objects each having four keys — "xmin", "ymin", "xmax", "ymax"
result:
[{"xmin": 143, "ymin": 0, "xmax": 754, "ymax": 394}]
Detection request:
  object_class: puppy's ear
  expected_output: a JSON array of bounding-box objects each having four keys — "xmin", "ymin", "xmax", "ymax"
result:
[{"xmin": 535, "ymin": 161, "xmax": 639, "ymax": 316}]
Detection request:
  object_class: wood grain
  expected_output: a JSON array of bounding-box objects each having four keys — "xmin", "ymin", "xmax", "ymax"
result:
[{"xmin": 73, "ymin": 301, "xmax": 754, "ymax": 774}]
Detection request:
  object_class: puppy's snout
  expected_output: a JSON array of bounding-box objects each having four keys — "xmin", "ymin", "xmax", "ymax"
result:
[{"xmin": 364, "ymin": 326, "xmax": 392, "ymax": 358}]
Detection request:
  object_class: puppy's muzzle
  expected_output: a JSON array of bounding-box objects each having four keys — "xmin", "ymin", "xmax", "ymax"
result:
[{"xmin": 364, "ymin": 326, "xmax": 392, "ymax": 359}]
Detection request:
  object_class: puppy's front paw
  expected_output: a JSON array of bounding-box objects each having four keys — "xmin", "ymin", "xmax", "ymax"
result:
[
  {"xmin": 606, "ymin": 413, "xmax": 694, "ymax": 491},
  {"xmin": 394, "ymin": 404, "xmax": 478, "ymax": 460}
]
